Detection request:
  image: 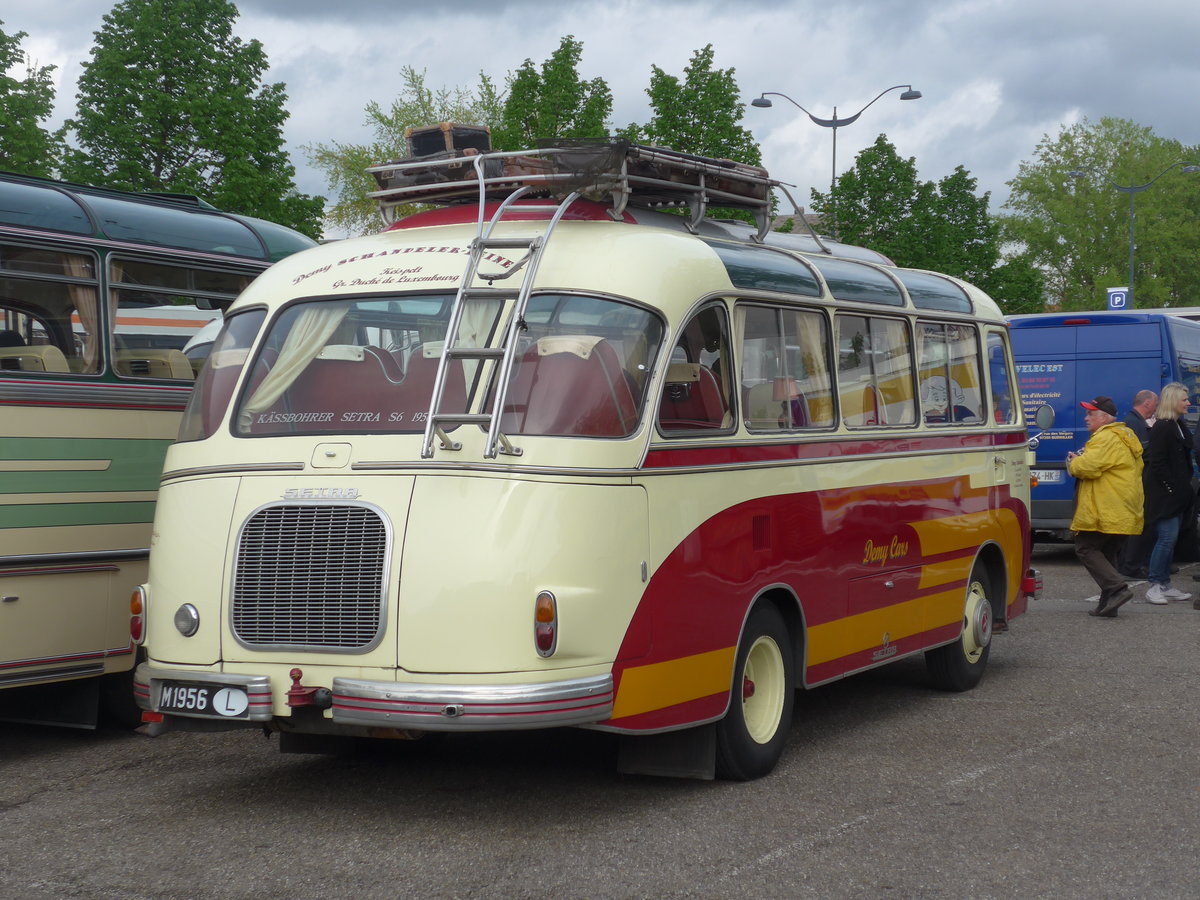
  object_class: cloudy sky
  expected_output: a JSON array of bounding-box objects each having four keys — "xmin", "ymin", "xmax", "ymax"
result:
[{"xmin": 6, "ymin": 0, "xmax": 1199, "ymax": 230}]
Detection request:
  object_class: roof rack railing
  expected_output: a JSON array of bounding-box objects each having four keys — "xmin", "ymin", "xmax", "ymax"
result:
[{"xmin": 366, "ymin": 141, "xmax": 798, "ymax": 242}]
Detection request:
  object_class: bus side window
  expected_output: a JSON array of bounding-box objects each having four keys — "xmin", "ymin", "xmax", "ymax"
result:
[
  {"xmin": 0, "ymin": 245, "xmax": 101, "ymax": 375},
  {"xmin": 986, "ymin": 330, "xmax": 1017, "ymax": 424},
  {"xmin": 837, "ymin": 315, "xmax": 916, "ymax": 427},
  {"xmin": 740, "ymin": 304, "xmax": 834, "ymax": 431},
  {"xmin": 919, "ymin": 321, "xmax": 984, "ymax": 424},
  {"xmin": 109, "ymin": 257, "xmax": 247, "ymax": 381},
  {"xmin": 658, "ymin": 305, "xmax": 734, "ymax": 433}
]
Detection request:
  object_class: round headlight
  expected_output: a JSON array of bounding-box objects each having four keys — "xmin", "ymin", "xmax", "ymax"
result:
[{"xmin": 173, "ymin": 603, "xmax": 200, "ymax": 637}]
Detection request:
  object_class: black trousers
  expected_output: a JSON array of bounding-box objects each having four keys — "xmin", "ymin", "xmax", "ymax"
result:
[{"xmin": 1074, "ymin": 530, "xmax": 1129, "ymax": 604}]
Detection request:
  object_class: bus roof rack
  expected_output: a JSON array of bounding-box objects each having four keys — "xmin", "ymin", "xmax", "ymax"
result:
[{"xmin": 366, "ymin": 138, "xmax": 791, "ymax": 241}]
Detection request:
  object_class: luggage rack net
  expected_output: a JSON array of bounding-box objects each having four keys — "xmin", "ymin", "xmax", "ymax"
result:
[{"xmin": 365, "ymin": 139, "xmax": 784, "ymax": 240}]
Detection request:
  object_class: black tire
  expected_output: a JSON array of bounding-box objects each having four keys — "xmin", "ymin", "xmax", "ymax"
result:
[
  {"xmin": 925, "ymin": 565, "xmax": 992, "ymax": 692},
  {"xmin": 715, "ymin": 603, "xmax": 794, "ymax": 781}
]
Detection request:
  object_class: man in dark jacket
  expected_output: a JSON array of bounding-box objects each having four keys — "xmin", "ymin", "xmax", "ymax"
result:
[{"xmin": 1118, "ymin": 389, "xmax": 1158, "ymax": 577}]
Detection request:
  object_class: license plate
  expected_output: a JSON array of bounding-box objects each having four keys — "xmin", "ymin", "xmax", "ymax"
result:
[
  {"xmin": 1031, "ymin": 469, "xmax": 1064, "ymax": 484},
  {"xmin": 158, "ymin": 681, "xmax": 250, "ymax": 718}
]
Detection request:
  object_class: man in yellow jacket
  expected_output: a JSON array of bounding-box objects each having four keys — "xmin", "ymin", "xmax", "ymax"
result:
[{"xmin": 1068, "ymin": 396, "xmax": 1145, "ymax": 617}]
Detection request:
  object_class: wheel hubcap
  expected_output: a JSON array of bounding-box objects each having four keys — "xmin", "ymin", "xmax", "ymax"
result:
[
  {"xmin": 963, "ymin": 580, "xmax": 992, "ymax": 663},
  {"xmin": 742, "ymin": 635, "xmax": 786, "ymax": 744}
]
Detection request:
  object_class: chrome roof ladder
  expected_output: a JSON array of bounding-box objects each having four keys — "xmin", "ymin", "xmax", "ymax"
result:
[{"xmin": 418, "ymin": 153, "xmax": 581, "ymax": 459}]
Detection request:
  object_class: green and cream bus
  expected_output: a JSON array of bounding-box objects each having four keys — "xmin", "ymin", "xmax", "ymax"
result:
[{"xmin": 0, "ymin": 171, "xmax": 316, "ymax": 727}]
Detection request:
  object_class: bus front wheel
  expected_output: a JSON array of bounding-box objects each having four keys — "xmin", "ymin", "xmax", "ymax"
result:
[
  {"xmin": 715, "ymin": 603, "xmax": 794, "ymax": 780},
  {"xmin": 925, "ymin": 565, "xmax": 993, "ymax": 692}
]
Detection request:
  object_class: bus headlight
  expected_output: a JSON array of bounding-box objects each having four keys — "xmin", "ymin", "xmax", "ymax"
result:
[{"xmin": 173, "ymin": 603, "xmax": 200, "ymax": 637}]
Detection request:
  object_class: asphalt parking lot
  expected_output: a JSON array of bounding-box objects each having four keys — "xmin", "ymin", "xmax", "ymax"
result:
[{"xmin": 1, "ymin": 543, "xmax": 1198, "ymax": 900}]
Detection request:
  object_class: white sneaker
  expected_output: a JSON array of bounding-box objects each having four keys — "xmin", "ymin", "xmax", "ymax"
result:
[
  {"xmin": 1146, "ymin": 584, "xmax": 1170, "ymax": 605},
  {"xmin": 1160, "ymin": 585, "xmax": 1192, "ymax": 601}
]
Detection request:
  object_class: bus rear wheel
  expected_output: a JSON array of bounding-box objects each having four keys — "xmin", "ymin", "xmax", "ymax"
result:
[
  {"xmin": 715, "ymin": 603, "xmax": 794, "ymax": 781},
  {"xmin": 925, "ymin": 565, "xmax": 992, "ymax": 692}
]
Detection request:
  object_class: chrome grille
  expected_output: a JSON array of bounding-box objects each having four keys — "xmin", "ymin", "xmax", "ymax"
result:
[{"xmin": 231, "ymin": 504, "xmax": 388, "ymax": 650}]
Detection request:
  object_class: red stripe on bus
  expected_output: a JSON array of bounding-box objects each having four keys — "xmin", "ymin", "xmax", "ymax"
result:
[{"xmin": 641, "ymin": 430, "xmax": 1027, "ymax": 468}]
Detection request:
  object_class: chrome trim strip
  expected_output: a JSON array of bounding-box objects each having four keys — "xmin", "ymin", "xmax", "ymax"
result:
[
  {"xmin": 161, "ymin": 462, "xmax": 306, "ymax": 482},
  {"xmin": 0, "ymin": 663, "xmax": 105, "ymax": 687},
  {"xmin": 350, "ymin": 440, "xmax": 1026, "ymax": 479},
  {"xmin": 331, "ymin": 673, "xmax": 614, "ymax": 731},
  {"xmin": 0, "ymin": 379, "xmax": 191, "ymax": 408},
  {"xmin": 1, "ymin": 548, "xmax": 148, "ymax": 567},
  {"xmin": 134, "ymin": 663, "xmax": 274, "ymax": 722}
]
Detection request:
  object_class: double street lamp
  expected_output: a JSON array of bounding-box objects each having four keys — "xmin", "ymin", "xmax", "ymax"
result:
[
  {"xmin": 752, "ymin": 84, "xmax": 922, "ymax": 238},
  {"xmin": 1068, "ymin": 161, "xmax": 1200, "ymax": 308}
]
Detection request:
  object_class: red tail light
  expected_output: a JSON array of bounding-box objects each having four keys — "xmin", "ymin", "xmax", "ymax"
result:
[
  {"xmin": 534, "ymin": 591, "xmax": 557, "ymax": 657},
  {"xmin": 130, "ymin": 586, "xmax": 147, "ymax": 645}
]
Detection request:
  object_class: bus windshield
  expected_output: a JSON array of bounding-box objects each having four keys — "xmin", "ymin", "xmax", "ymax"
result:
[{"xmin": 225, "ymin": 292, "xmax": 664, "ymax": 438}]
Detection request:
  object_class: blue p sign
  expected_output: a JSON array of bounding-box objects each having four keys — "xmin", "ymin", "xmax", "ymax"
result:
[{"xmin": 1107, "ymin": 287, "xmax": 1129, "ymax": 310}]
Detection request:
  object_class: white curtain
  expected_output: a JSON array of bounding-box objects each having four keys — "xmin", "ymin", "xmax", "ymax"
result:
[{"xmin": 238, "ymin": 306, "xmax": 349, "ymax": 428}]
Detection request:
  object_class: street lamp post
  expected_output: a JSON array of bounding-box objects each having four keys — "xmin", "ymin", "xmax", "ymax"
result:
[
  {"xmin": 1069, "ymin": 162, "xmax": 1200, "ymax": 308},
  {"xmin": 752, "ymin": 85, "xmax": 921, "ymax": 239}
]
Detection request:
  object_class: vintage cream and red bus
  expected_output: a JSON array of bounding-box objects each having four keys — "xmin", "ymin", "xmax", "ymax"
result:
[
  {"xmin": 0, "ymin": 170, "xmax": 316, "ymax": 727},
  {"xmin": 133, "ymin": 141, "xmax": 1037, "ymax": 778}
]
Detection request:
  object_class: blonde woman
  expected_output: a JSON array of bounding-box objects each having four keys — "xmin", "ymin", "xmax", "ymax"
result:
[{"xmin": 1144, "ymin": 381, "xmax": 1194, "ymax": 604}]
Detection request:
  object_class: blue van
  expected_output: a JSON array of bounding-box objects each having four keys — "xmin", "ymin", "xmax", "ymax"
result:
[{"xmin": 1008, "ymin": 311, "xmax": 1200, "ymax": 541}]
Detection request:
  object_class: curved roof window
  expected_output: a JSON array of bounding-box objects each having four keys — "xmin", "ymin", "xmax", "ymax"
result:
[
  {"xmin": 894, "ymin": 269, "xmax": 972, "ymax": 313},
  {"xmin": 810, "ymin": 257, "xmax": 904, "ymax": 306},
  {"xmin": 705, "ymin": 240, "xmax": 821, "ymax": 296},
  {"xmin": 229, "ymin": 214, "xmax": 318, "ymax": 261},
  {"xmin": 85, "ymin": 194, "xmax": 266, "ymax": 258},
  {"xmin": 0, "ymin": 181, "xmax": 92, "ymax": 234}
]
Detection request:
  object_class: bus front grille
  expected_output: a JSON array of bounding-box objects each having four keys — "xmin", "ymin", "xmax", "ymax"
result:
[{"xmin": 231, "ymin": 504, "xmax": 389, "ymax": 651}]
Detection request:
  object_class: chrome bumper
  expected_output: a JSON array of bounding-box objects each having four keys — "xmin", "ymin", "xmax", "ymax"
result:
[
  {"xmin": 331, "ymin": 673, "xmax": 614, "ymax": 731},
  {"xmin": 134, "ymin": 664, "xmax": 275, "ymax": 722},
  {"xmin": 135, "ymin": 663, "xmax": 613, "ymax": 731}
]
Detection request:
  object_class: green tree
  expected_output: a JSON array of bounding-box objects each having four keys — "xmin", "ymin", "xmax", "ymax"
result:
[
  {"xmin": 629, "ymin": 44, "xmax": 760, "ymax": 166},
  {"xmin": 305, "ymin": 66, "xmax": 503, "ymax": 236},
  {"xmin": 490, "ymin": 35, "xmax": 611, "ymax": 150},
  {"xmin": 623, "ymin": 44, "xmax": 762, "ymax": 224},
  {"xmin": 0, "ymin": 21, "xmax": 62, "ymax": 177},
  {"xmin": 62, "ymin": 0, "xmax": 323, "ymax": 238},
  {"xmin": 816, "ymin": 135, "xmax": 1044, "ymax": 312},
  {"xmin": 1001, "ymin": 117, "xmax": 1200, "ymax": 310}
]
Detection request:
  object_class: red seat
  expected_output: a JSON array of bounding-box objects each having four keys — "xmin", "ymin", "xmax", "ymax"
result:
[
  {"xmin": 658, "ymin": 363, "xmax": 727, "ymax": 430},
  {"xmin": 250, "ymin": 344, "xmax": 465, "ymax": 434},
  {"xmin": 500, "ymin": 336, "xmax": 638, "ymax": 437}
]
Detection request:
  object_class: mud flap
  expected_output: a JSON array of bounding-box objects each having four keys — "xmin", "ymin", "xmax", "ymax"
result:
[{"xmin": 617, "ymin": 723, "xmax": 716, "ymax": 780}]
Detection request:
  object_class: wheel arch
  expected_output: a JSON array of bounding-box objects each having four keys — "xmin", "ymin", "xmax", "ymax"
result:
[
  {"xmin": 743, "ymin": 583, "xmax": 805, "ymax": 689},
  {"xmin": 972, "ymin": 540, "xmax": 1009, "ymax": 624}
]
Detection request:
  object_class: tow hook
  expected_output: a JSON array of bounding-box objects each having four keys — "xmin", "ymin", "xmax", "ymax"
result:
[{"xmin": 286, "ymin": 668, "xmax": 332, "ymax": 709}]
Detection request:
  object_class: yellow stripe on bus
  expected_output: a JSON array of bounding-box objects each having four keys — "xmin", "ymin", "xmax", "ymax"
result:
[
  {"xmin": 919, "ymin": 556, "xmax": 971, "ymax": 590},
  {"xmin": 612, "ymin": 646, "xmax": 736, "ymax": 719},
  {"xmin": 806, "ymin": 588, "xmax": 965, "ymax": 666},
  {"xmin": 908, "ymin": 510, "xmax": 997, "ymax": 555}
]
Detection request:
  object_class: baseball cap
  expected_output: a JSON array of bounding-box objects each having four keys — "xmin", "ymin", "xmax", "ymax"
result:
[{"xmin": 1080, "ymin": 396, "xmax": 1117, "ymax": 416}]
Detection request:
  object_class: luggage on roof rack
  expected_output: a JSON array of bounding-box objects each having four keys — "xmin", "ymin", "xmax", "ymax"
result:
[{"xmin": 366, "ymin": 135, "xmax": 781, "ymax": 237}]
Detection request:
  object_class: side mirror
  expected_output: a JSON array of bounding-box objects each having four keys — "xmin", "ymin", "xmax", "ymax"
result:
[{"xmin": 1028, "ymin": 404, "xmax": 1056, "ymax": 451}]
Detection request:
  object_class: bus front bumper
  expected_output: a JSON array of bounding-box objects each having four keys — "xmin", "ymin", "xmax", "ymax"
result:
[{"xmin": 134, "ymin": 663, "xmax": 614, "ymax": 732}]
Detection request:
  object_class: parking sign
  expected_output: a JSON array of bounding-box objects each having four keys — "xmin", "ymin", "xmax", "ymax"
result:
[{"xmin": 1107, "ymin": 287, "xmax": 1129, "ymax": 310}]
